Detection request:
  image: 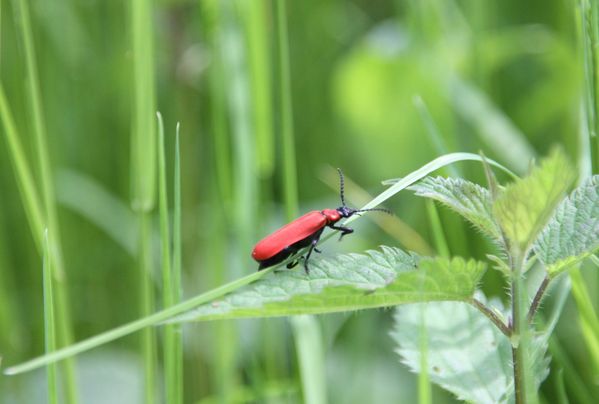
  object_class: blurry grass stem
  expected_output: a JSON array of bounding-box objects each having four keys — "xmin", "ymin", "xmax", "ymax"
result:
[
  {"xmin": 8, "ymin": 0, "xmax": 78, "ymax": 400},
  {"xmin": 575, "ymin": 0, "xmax": 599, "ymax": 383},
  {"xmin": 157, "ymin": 113, "xmax": 183, "ymax": 404},
  {"xmin": 275, "ymin": 0, "xmax": 326, "ymax": 402},
  {"xmin": 43, "ymin": 230, "xmax": 59, "ymax": 404},
  {"xmin": 130, "ymin": 0, "xmax": 158, "ymax": 401}
]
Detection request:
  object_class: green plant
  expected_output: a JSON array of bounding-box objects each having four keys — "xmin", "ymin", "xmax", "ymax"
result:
[{"xmin": 6, "ymin": 149, "xmax": 597, "ymax": 403}]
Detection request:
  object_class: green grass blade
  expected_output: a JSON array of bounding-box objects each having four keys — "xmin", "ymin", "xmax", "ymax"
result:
[
  {"xmin": 138, "ymin": 212, "xmax": 157, "ymax": 403},
  {"xmin": 129, "ymin": 0, "xmax": 158, "ymax": 400},
  {"xmin": 43, "ymin": 230, "xmax": 59, "ymax": 404},
  {"xmin": 157, "ymin": 112, "xmax": 179, "ymax": 404},
  {"xmin": 570, "ymin": 268, "xmax": 599, "ymax": 367},
  {"xmin": 243, "ymin": 0, "xmax": 274, "ymax": 177},
  {"xmin": 130, "ymin": 0, "xmax": 156, "ymax": 211},
  {"xmin": 172, "ymin": 124, "xmax": 183, "ymax": 404},
  {"xmin": 354, "ymin": 152, "xmax": 516, "ymax": 229},
  {"xmin": 274, "ymin": 1, "xmax": 325, "ymax": 402},
  {"xmin": 3, "ymin": 267, "xmax": 275, "ymax": 376},
  {"xmin": 292, "ymin": 315, "xmax": 326, "ymax": 404},
  {"xmin": 13, "ymin": 0, "xmax": 78, "ymax": 397},
  {"xmin": 276, "ymin": 0, "xmax": 298, "ymax": 219},
  {"xmin": 0, "ymin": 83, "xmax": 45, "ymax": 250}
]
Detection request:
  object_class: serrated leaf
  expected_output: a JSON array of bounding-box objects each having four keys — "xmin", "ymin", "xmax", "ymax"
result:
[
  {"xmin": 534, "ymin": 175, "xmax": 599, "ymax": 277},
  {"xmin": 392, "ymin": 297, "xmax": 549, "ymax": 404},
  {"xmin": 410, "ymin": 176, "xmax": 501, "ymax": 240},
  {"xmin": 493, "ymin": 149, "xmax": 576, "ymax": 250},
  {"xmin": 169, "ymin": 248, "xmax": 486, "ymax": 323}
]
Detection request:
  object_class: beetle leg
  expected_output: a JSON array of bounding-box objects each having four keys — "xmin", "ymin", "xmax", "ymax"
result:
[
  {"xmin": 314, "ymin": 247, "xmax": 322, "ymax": 253},
  {"xmin": 304, "ymin": 228, "xmax": 325, "ymax": 274},
  {"xmin": 286, "ymin": 259, "xmax": 300, "ymax": 269},
  {"xmin": 329, "ymin": 224, "xmax": 354, "ymax": 241}
]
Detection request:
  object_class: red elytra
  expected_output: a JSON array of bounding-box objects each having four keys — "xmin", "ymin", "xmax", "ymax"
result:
[
  {"xmin": 252, "ymin": 209, "xmax": 341, "ymax": 261},
  {"xmin": 251, "ymin": 170, "xmax": 390, "ymax": 274}
]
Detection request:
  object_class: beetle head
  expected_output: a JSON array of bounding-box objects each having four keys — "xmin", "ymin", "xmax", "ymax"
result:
[
  {"xmin": 336, "ymin": 205, "xmax": 357, "ymax": 218},
  {"xmin": 336, "ymin": 168, "xmax": 393, "ymax": 218}
]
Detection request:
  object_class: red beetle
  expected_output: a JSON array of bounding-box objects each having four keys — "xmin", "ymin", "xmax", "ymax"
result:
[{"xmin": 252, "ymin": 169, "xmax": 390, "ymax": 273}]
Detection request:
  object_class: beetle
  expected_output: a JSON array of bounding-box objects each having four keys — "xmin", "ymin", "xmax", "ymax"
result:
[{"xmin": 251, "ymin": 169, "xmax": 391, "ymax": 274}]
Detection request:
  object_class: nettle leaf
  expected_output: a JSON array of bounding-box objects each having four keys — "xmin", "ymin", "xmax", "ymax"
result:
[
  {"xmin": 534, "ymin": 175, "xmax": 599, "ymax": 277},
  {"xmin": 410, "ymin": 176, "xmax": 502, "ymax": 240},
  {"xmin": 169, "ymin": 247, "xmax": 486, "ymax": 323},
  {"xmin": 493, "ymin": 149, "xmax": 576, "ymax": 250},
  {"xmin": 392, "ymin": 298, "xmax": 549, "ymax": 404}
]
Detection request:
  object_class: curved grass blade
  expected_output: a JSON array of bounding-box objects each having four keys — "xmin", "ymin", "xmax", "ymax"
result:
[
  {"xmin": 3, "ymin": 267, "xmax": 276, "ymax": 376},
  {"xmin": 349, "ymin": 152, "xmax": 516, "ymax": 229}
]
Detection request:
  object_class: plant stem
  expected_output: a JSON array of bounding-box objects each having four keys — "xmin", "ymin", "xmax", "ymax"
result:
[
  {"xmin": 528, "ymin": 276, "xmax": 550, "ymax": 323},
  {"xmin": 512, "ymin": 273, "xmax": 524, "ymax": 404},
  {"xmin": 511, "ymin": 254, "xmax": 537, "ymax": 404},
  {"xmin": 470, "ymin": 298, "xmax": 511, "ymax": 337}
]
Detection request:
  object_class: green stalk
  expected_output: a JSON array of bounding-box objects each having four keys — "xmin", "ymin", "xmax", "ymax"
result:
[
  {"xmin": 206, "ymin": 0, "xmax": 233, "ymax": 208},
  {"xmin": 424, "ymin": 200, "xmax": 450, "ymax": 259},
  {"xmin": 4, "ymin": 267, "xmax": 275, "ymax": 376},
  {"xmin": 7, "ymin": 1, "xmax": 78, "ymax": 400},
  {"xmin": 244, "ymin": 0, "xmax": 274, "ymax": 178},
  {"xmin": 130, "ymin": 0, "xmax": 157, "ymax": 401},
  {"xmin": 274, "ymin": 1, "xmax": 326, "ymax": 403},
  {"xmin": 275, "ymin": 0, "xmax": 298, "ymax": 217},
  {"xmin": 220, "ymin": 0, "xmax": 257, "ymax": 400},
  {"xmin": 138, "ymin": 212, "xmax": 156, "ymax": 403},
  {"xmin": 157, "ymin": 113, "xmax": 180, "ymax": 403},
  {"xmin": 291, "ymin": 316, "xmax": 326, "ymax": 404},
  {"xmin": 548, "ymin": 334, "xmax": 596, "ymax": 404},
  {"xmin": 575, "ymin": 0, "xmax": 599, "ymax": 383},
  {"xmin": 0, "ymin": 84, "xmax": 44, "ymax": 248},
  {"xmin": 172, "ymin": 126, "xmax": 184, "ymax": 404},
  {"xmin": 130, "ymin": 0, "xmax": 157, "ymax": 211},
  {"xmin": 511, "ymin": 254, "xmax": 537, "ymax": 404},
  {"xmin": 570, "ymin": 269, "xmax": 599, "ymax": 373},
  {"xmin": 43, "ymin": 231, "xmax": 58, "ymax": 404}
]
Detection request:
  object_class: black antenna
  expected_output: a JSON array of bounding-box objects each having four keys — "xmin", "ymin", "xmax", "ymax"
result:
[
  {"xmin": 337, "ymin": 168, "xmax": 347, "ymax": 207},
  {"xmin": 356, "ymin": 207, "xmax": 393, "ymax": 215}
]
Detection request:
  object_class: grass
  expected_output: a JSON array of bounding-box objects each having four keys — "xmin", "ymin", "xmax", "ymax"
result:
[{"xmin": 1, "ymin": 1, "xmax": 598, "ymax": 403}]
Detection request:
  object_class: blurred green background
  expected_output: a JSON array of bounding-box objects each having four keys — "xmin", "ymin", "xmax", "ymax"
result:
[{"xmin": 0, "ymin": 0, "xmax": 595, "ymax": 403}]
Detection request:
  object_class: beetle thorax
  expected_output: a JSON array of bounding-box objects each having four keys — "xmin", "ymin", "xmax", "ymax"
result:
[{"xmin": 321, "ymin": 209, "xmax": 342, "ymax": 223}]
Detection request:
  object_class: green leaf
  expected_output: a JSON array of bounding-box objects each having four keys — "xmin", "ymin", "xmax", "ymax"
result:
[
  {"xmin": 392, "ymin": 297, "xmax": 549, "ymax": 404},
  {"xmin": 493, "ymin": 149, "xmax": 576, "ymax": 251},
  {"xmin": 169, "ymin": 248, "xmax": 486, "ymax": 323},
  {"xmin": 534, "ymin": 175, "xmax": 599, "ymax": 277},
  {"xmin": 410, "ymin": 176, "xmax": 501, "ymax": 240}
]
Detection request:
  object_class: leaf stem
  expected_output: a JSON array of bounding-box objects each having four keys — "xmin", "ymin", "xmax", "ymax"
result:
[
  {"xmin": 470, "ymin": 298, "xmax": 511, "ymax": 337},
  {"xmin": 528, "ymin": 276, "xmax": 550, "ymax": 323},
  {"xmin": 511, "ymin": 254, "xmax": 537, "ymax": 404}
]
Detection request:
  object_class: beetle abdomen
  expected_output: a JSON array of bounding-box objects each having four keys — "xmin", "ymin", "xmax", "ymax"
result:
[{"xmin": 252, "ymin": 211, "xmax": 327, "ymax": 261}]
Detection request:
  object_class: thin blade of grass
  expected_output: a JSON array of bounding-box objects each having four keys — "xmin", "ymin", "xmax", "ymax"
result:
[
  {"xmin": 274, "ymin": 0, "xmax": 326, "ymax": 402},
  {"xmin": 352, "ymin": 152, "xmax": 516, "ymax": 228},
  {"xmin": 243, "ymin": 0, "xmax": 274, "ymax": 178},
  {"xmin": 130, "ymin": 0, "xmax": 158, "ymax": 400},
  {"xmin": 172, "ymin": 124, "xmax": 183, "ymax": 404},
  {"xmin": 6, "ymin": 0, "xmax": 78, "ymax": 398},
  {"xmin": 3, "ymin": 267, "xmax": 275, "ymax": 376},
  {"xmin": 0, "ymin": 83, "xmax": 44, "ymax": 249},
  {"xmin": 43, "ymin": 230, "xmax": 59, "ymax": 404},
  {"xmin": 157, "ymin": 112, "xmax": 179, "ymax": 404}
]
